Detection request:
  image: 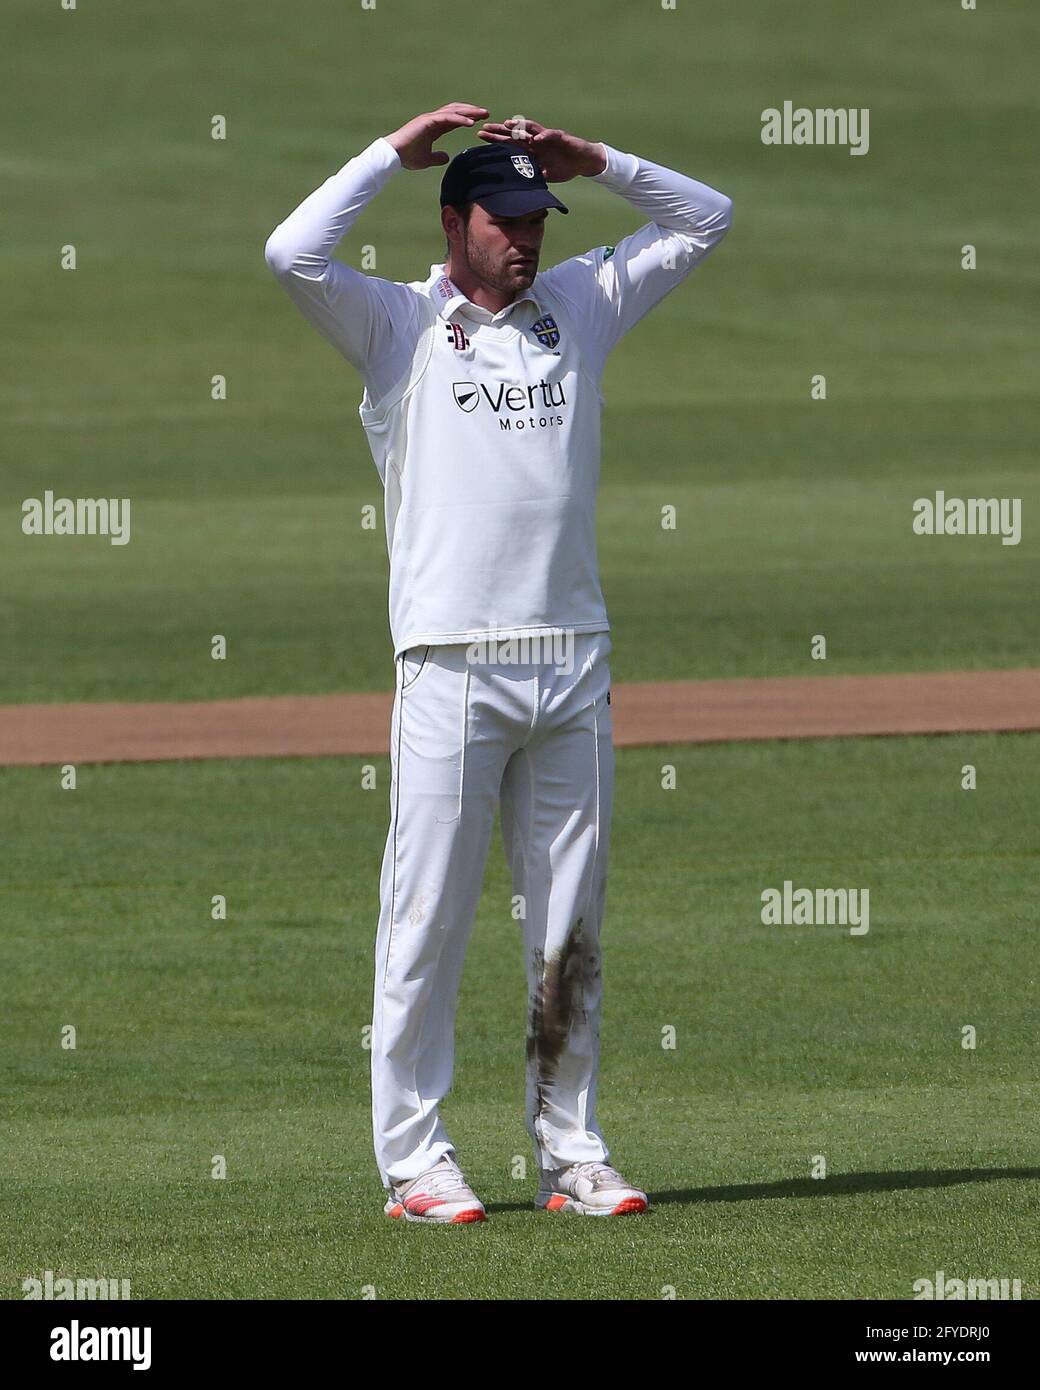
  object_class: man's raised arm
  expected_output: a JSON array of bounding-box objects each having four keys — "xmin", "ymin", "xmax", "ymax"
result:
[
  {"xmin": 264, "ymin": 103, "xmax": 488, "ymax": 383},
  {"xmin": 479, "ymin": 119, "xmax": 733, "ymax": 379},
  {"xmin": 583, "ymin": 144, "xmax": 733, "ymax": 346}
]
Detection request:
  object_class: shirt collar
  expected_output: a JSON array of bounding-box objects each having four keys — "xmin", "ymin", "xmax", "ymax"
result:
[{"xmin": 427, "ymin": 265, "xmax": 545, "ymax": 323}]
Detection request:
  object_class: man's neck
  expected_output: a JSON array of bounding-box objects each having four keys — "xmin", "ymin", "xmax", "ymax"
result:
[{"xmin": 444, "ymin": 262, "xmax": 517, "ymax": 316}]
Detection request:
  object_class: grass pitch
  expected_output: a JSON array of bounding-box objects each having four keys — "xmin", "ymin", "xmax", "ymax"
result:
[{"xmin": 2, "ymin": 735, "xmax": 1037, "ymax": 1299}]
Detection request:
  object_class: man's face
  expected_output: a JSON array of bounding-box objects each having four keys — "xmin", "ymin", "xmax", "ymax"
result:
[{"xmin": 456, "ymin": 204, "xmax": 549, "ymax": 296}]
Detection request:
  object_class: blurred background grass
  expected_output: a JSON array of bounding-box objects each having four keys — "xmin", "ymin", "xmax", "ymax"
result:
[{"xmin": 2, "ymin": 0, "xmax": 1037, "ymax": 701}]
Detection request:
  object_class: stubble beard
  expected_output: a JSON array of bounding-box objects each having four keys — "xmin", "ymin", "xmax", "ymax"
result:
[{"xmin": 462, "ymin": 227, "xmax": 537, "ymax": 297}]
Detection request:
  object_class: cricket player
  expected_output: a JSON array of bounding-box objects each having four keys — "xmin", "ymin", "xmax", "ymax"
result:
[{"xmin": 265, "ymin": 103, "xmax": 732, "ymax": 1221}]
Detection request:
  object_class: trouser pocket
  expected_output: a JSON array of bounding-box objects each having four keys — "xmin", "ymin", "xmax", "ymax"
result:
[{"xmin": 399, "ymin": 644, "xmax": 431, "ymax": 693}]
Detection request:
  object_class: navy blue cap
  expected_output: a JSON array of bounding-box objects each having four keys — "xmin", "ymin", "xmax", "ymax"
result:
[{"xmin": 440, "ymin": 140, "xmax": 569, "ymax": 216}]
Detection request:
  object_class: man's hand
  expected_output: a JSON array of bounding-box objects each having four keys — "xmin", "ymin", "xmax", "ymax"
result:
[
  {"xmin": 385, "ymin": 103, "xmax": 490, "ymax": 170},
  {"xmin": 478, "ymin": 117, "xmax": 607, "ymax": 182}
]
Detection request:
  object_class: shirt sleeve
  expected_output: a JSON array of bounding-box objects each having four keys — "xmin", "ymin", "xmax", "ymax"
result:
[
  {"xmin": 264, "ymin": 136, "xmax": 421, "ymax": 400},
  {"xmin": 537, "ymin": 143, "xmax": 733, "ymax": 381}
]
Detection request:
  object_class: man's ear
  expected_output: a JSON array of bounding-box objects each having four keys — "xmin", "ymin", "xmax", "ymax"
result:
[{"xmin": 442, "ymin": 204, "xmax": 463, "ymax": 248}]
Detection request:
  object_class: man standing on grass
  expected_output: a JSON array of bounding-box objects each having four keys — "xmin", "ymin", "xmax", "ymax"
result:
[{"xmin": 265, "ymin": 103, "xmax": 732, "ymax": 1222}]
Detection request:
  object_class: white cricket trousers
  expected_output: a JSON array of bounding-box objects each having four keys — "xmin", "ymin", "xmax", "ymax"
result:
[{"xmin": 370, "ymin": 631, "xmax": 614, "ymax": 1189}]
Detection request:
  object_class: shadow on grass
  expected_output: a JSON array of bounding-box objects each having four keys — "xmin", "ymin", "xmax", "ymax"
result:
[
  {"xmin": 651, "ymin": 1167, "xmax": 1040, "ymax": 1206},
  {"xmin": 486, "ymin": 1167, "xmax": 1040, "ymax": 1215}
]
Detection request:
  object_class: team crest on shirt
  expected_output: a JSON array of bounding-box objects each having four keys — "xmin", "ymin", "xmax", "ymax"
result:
[
  {"xmin": 531, "ymin": 314, "xmax": 561, "ymax": 351},
  {"xmin": 511, "ymin": 154, "xmax": 536, "ymax": 179}
]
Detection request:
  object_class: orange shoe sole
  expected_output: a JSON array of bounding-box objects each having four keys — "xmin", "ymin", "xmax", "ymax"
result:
[
  {"xmin": 540, "ymin": 1192, "xmax": 649, "ymax": 1216},
  {"xmin": 386, "ymin": 1200, "xmax": 486, "ymax": 1224}
]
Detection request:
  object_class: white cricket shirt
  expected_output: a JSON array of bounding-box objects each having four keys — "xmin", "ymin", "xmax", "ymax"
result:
[{"xmin": 265, "ymin": 136, "xmax": 732, "ymax": 656}]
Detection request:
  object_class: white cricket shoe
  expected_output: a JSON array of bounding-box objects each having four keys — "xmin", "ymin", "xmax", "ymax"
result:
[
  {"xmin": 536, "ymin": 1160, "xmax": 649, "ymax": 1216},
  {"xmin": 384, "ymin": 1154, "xmax": 486, "ymax": 1224}
]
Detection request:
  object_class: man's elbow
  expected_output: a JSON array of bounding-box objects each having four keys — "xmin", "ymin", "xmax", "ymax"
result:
[
  {"xmin": 709, "ymin": 193, "xmax": 734, "ymax": 240},
  {"xmin": 264, "ymin": 225, "xmax": 295, "ymax": 279},
  {"xmin": 670, "ymin": 193, "xmax": 733, "ymax": 255},
  {"xmin": 669, "ymin": 195, "xmax": 733, "ymax": 263},
  {"xmin": 693, "ymin": 193, "xmax": 733, "ymax": 254}
]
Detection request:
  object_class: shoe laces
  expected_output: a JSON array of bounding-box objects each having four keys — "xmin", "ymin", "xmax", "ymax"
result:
[
  {"xmin": 568, "ymin": 1160, "xmax": 624, "ymax": 1190},
  {"xmin": 402, "ymin": 1156, "xmax": 470, "ymax": 1200}
]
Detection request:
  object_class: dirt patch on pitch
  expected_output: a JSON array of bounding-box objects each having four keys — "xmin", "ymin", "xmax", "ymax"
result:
[{"xmin": 1, "ymin": 669, "xmax": 1039, "ymax": 767}]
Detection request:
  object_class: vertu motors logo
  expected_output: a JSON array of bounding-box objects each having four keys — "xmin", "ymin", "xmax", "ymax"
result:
[
  {"xmin": 452, "ymin": 382, "xmax": 479, "ymax": 412},
  {"xmin": 451, "ymin": 379, "xmax": 567, "ymax": 416}
]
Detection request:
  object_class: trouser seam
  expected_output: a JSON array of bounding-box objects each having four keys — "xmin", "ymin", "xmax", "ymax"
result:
[{"xmin": 381, "ymin": 668, "xmax": 404, "ymax": 991}]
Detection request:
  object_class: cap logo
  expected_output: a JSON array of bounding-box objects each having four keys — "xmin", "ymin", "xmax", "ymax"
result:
[{"xmin": 511, "ymin": 154, "xmax": 536, "ymax": 179}]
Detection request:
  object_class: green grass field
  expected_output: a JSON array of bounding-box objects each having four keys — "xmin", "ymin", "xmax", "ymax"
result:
[
  {"xmin": 2, "ymin": 0, "xmax": 1038, "ymax": 702},
  {"xmin": 2, "ymin": 0, "xmax": 1037, "ymax": 1304},
  {"xmin": 2, "ymin": 736, "xmax": 1037, "ymax": 1298}
]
